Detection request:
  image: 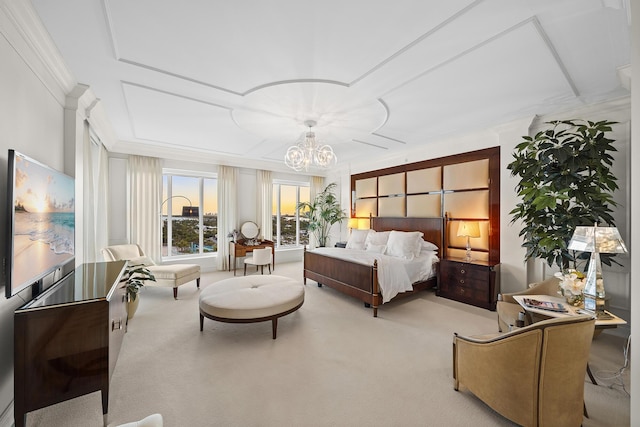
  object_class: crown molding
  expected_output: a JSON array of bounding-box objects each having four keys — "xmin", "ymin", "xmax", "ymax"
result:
[{"xmin": 1, "ymin": 0, "xmax": 76, "ymax": 102}]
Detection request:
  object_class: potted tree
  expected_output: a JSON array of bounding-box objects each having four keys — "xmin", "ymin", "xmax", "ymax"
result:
[
  {"xmin": 297, "ymin": 182, "xmax": 347, "ymax": 247},
  {"xmin": 121, "ymin": 264, "xmax": 156, "ymax": 319},
  {"xmin": 507, "ymin": 119, "xmax": 620, "ymax": 270}
]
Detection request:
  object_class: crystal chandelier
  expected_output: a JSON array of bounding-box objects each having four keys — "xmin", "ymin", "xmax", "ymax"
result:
[{"xmin": 284, "ymin": 120, "xmax": 337, "ymax": 172}]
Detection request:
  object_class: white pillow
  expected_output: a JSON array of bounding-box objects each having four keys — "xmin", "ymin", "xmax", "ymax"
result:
[
  {"xmin": 365, "ymin": 230, "xmax": 390, "ymax": 250},
  {"xmin": 346, "ymin": 229, "xmax": 370, "ymax": 250},
  {"xmin": 385, "ymin": 230, "xmax": 424, "ymax": 260},
  {"xmin": 366, "ymin": 244, "xmax": 387, "ymax": 254},
  {"xmin": 421, "ymin": 240, "xmax": 438, "ymax": 252}
]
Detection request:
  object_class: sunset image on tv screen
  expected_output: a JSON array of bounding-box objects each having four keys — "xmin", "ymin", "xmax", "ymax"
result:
[{"xmin": 11, "ymin": 153, "xmax": 75, "ymax": 291}]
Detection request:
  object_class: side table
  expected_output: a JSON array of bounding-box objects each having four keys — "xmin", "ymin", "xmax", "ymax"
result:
[{"xmin": 438, "ymin": 258, "xmax": 500, "ymax": 310}]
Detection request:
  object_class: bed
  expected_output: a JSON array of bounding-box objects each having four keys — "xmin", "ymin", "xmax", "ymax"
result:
[{"xmin": 303, "ymin": 217, "xmax": 443, "ymax": 317}]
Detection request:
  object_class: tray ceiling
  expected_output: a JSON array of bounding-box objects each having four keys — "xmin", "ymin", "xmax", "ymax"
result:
[{"xmin": 31, "ymin": 0, "xmax": 631, "ymax": 172}]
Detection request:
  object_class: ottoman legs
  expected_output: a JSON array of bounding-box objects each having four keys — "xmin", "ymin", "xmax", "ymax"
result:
[{"xmin": 272, "ymin": 318, "xmax": 277, "ymax": 339}]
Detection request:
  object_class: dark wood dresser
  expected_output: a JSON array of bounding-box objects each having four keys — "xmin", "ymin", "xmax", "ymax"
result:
[
  {"xmin": 14, "ymin": 261, "xmax": 127, "ymax": 427},
  {"xmin": 438, "ymin": 258, "xmax": 500, "ymax": 310}
]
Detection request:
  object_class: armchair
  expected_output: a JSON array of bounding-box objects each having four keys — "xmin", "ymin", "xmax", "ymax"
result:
[
  {"xmin": 496, "ymin": 276, "xmax": 561, "ymax": 332},
  {"xmin": 453, "ymin": 315, "xmax": 595, "ymax": 427},
  {"xmin": 102, "ymin": 244, "xmax": 200, "ymax": 299}
]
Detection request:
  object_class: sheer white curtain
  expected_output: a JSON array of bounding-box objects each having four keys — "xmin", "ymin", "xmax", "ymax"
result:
[
  {"xmin": 309, "ymin": 176, "xmax": 325, "ymax": 248},
  {"xmin": 256, "ymin": 170, "xmax": 273, "ymax": 241},
  {"xmin": 128, "ymin": 155, "xmax": 162, "ymax": 262},
  {"xmin": 216, "ymin": 165, "xmax": 238, "ymax": 271},
  {"xmin": 82, "ymin": 121, "xmax": 109, "ymax": 262}
]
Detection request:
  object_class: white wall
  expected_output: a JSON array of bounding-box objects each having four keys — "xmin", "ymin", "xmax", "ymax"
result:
[
  {"xmin": 0, "ymin": 2, "xmax": 69, "ymax": 422},
  {"xmin": 629, "ymin": 1, "xmax": 639, "ymax": 424}
]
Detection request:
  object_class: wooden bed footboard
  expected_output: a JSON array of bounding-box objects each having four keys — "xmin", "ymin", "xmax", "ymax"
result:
[{"xmin": 303, "ymin": 249, "xmax": 383, "ymax": 316}]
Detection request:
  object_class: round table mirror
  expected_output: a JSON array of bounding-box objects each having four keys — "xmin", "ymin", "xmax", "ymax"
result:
[{"xmin": 240, "ymin": 221, "xmax": 260, "ymax": 240}]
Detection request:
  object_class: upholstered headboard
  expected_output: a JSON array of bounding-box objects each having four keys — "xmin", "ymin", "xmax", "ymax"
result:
[{"xmin": 370, "ymin": 217, "xmax": 444, "ymax": 253}]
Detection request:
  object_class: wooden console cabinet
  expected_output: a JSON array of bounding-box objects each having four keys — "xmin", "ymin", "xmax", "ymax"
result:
[
  {"xmin": 438, "ymin": 258, "xmax": 500, "ymax": 310},
  {"xmin": 14, "ymin": 261, "xmax": 127, "ymax": 427}
]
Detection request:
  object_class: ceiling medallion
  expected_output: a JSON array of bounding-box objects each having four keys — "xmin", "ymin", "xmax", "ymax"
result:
[{"xmin": 284, "ymin": 120, "xmax": 337, "ymax": 172}]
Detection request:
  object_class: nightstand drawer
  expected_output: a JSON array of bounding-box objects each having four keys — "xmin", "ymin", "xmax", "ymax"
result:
[{"xmin": 437, "ymin": 258, "xmax": 500, "ymax": 310}]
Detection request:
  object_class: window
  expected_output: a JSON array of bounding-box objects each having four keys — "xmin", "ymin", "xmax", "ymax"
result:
[
  {"xmin": 162, "ymin": 171, "xmax": 217, "ymax": 259},
  {"xmin": 272, "ymin": 181, "xmax": 309, "ymax": 247}
]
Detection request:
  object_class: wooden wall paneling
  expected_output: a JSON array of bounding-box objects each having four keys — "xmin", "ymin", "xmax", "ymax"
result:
[
  {"xmin": 355, "ymin": 198, "xmax": 377, "ymax": 218},
  {"xmin": 379, "ymin": 196, "xmax": 405, "ymax": 217},
  {"xmin": 443, "ymin": 159, "xmax": 490, "ymax": 190},
  {"xmin": 350, "ymin": 146, "xmax": 500, "ymax": 264},
  {"xmin": 355, "ymin": 177, "xmax": 377, "ymax": 198},
  {"xmin": 407, "ymin": 167, "xmax": 441, "ymax": 193},
  {"xmin": 378, "ymin": 172, "xmax": 405, "ymax": 196},
  {"xmin": 443, "ymin": 190, "xmax": 490, "ymax": 219},
  {"xmin": 407, "ymin": 194, "xmax": 441, "ymax": 217}
]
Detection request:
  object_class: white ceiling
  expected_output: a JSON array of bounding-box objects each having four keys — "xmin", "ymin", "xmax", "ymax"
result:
[{"xmin": 31, "ymin": 0, "xmax": 631, "ymax": 173}]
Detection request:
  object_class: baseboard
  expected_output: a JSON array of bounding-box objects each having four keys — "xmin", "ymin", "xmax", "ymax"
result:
[{"xmin": 0, "ymin": 401, "xmax": 13, "ymax": 427}]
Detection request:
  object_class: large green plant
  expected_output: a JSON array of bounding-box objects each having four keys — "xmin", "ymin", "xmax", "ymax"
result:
[
  {"xmin": 507, "ymin": 119, "xmax": 619, "ymax": 270},
  {"xmin": 297, "ymin": 182, "xmax": 346, "ymax": 247}
]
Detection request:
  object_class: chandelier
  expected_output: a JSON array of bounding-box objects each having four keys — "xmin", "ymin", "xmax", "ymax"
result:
[{"xmin": 284, "ymin": 120, "xmax": 337, "ymax": 172}]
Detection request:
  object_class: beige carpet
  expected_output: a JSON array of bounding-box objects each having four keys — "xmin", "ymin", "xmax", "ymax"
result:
[{"xmin": 25, "ymin": 261, "xmax": 630, "ymax": 427}]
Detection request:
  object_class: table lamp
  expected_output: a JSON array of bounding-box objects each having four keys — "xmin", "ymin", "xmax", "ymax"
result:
[
  {"xmin": 348, "ymin": 218, "xmax": 359, "ymax": 231},
  {"xmin": 568, "ymin": 224, "xmax": 627, "ymax": 318},
  {"xmin": 457, "ymin": 221, "xmax": 480, "ymax": 262}
]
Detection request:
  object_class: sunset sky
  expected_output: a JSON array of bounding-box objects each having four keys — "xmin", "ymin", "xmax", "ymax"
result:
[
  {"xmin": 162, "ymin": 176, "xmax": 309, "ymax": 216},
  {"xmin": 13, "ymin": 153, "xmax": 75, "ymax": 213}
]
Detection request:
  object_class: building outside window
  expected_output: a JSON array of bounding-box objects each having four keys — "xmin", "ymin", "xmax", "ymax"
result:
[
  {"xmin": 272, "ymin": 181, "xmax": 309, "ymax": 247},
  {"xmin": 162, "ymin": 171, "xmax": 217, "ymax": 259}
]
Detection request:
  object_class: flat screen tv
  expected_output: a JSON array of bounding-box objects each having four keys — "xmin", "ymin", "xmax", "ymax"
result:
[{"xmin": 5, "ymin": 149, "xmax": 75, "ymax": 299}]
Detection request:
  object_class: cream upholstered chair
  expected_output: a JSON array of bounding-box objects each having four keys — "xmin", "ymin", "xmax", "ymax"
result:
[
  {"xmin": 453, "ymin": 315, "xmax": 595, "ymax": 427},
  {"xmin": 102, "ymin": 244, "xmax": 200, "ymax": 299},
  {"xmin": 496, "ymin": 276, "xmax": 561, "ymax": 332},
  {"xmin": 243, "ymin": 247, "xmax": 272, "ymax": 275}
]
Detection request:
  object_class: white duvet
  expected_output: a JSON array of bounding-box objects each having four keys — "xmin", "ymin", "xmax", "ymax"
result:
[{"xmin": 310, "ymin": 247, "xmax": 439, "ymax": 303}]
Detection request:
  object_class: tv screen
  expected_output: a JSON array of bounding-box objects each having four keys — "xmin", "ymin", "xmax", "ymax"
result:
[{"xmin": 6, "ymin": 150, "xmax": 75, "ymax": 298}]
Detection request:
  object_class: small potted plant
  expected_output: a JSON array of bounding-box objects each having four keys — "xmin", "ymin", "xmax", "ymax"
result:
[{"xmin": 121, "ymin": 264, "xmax": 156, "ymax": 319}]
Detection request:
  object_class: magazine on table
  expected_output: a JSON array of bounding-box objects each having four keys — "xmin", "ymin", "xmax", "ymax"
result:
[{"xmin": 522, "ymin": 298, "xmax": 568, "ymax": 313}]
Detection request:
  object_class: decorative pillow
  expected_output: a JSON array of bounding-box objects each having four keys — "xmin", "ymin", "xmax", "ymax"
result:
[
  {"xmin": 366, "ymin": 244, "xmax": 387, "ymax": 254},
  {"xmin": 385, "ymin": 230, "xmax": 424, "ymax": 260},
  {"xmin": 421, "ymin": 240, "xmax": 438, "ymax": 252},
  {"xmin": 346, "ymin": 229, "xmax": 370, "ymax": 250},
  {"xmin": 365, "ymin": 230, "xmax": 390, "ymax": 250}
]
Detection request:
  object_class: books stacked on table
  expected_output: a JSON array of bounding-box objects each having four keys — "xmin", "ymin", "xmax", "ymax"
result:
[{"xmin": 522, "ymin": 298, "xmax": 568, "ymax": 313}]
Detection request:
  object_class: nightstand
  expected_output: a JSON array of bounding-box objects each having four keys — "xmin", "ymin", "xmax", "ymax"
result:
[
  {"xmin": 438, "ymin": 258, "xmax": 500, "ymax": 310},
  {"xmin": 334, "ymin": 241, "xmax": 347, "ymax": 248}
]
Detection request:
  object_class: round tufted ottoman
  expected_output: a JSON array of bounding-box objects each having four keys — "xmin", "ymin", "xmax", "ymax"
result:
[{"xmin": 199, "ymin": 275, "xmax": 304, "ymax": 339}]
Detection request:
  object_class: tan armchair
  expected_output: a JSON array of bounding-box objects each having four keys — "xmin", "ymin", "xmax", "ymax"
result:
[
  {"xmin": 102, "ymin": 244, "xmax": 200, "ymax": 299},
  {"xmin": 453, "ymin": 315, "xmax": 595, "ymax": 427},
  {"xmin": 496, "ymin": 276, "xmax": 561, "ymax": 332}
]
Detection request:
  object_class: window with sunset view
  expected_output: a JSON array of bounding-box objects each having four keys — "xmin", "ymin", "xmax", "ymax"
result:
[
  {"xmin": 162, "ymin": 172, "xmax": 217, "ymax": 258},
  {"xmin": 272, "ymin": 182, "xmax": 309, "ymax": 247}
]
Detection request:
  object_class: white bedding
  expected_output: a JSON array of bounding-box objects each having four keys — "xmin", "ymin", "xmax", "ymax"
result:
[{"xmin": 310, "ymin": 247, "xmax": 439, "ymax": 303}]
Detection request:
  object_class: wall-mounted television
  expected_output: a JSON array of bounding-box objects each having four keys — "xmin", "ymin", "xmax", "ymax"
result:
[{"xmin": 5, "ymin": 149, "xmax": 75, "ymax": 299}]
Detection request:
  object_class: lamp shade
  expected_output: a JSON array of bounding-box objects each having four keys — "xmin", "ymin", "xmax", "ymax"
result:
[
  {"xmin": 348, "ymin": 218, "xmax": 359, "ymax": 229},
  {"xmin": 568, "ymin": 225, "xmax": 627, "ymax": 254},
  {"xmin": 457, "ymin": 221, "xmax": 480, "ymax": 238}
]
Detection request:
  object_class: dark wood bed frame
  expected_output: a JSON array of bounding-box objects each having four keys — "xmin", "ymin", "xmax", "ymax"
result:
[{"xmin": 303, "ymin": 217, "xmax": 444, "ymax": 317}]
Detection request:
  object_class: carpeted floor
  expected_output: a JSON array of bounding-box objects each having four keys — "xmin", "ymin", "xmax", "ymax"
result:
[{"xmin": 25, "ymin": 261, "xmax": 630, "ymax": 427}]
